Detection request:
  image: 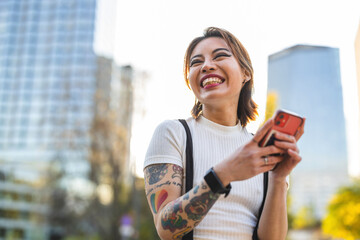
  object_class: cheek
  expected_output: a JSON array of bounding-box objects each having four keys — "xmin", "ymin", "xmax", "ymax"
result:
[
  {"xmin": 188, "ymin": 69, "xmax": 199, "ymax": 90},
  {"xmin": 228, "ymin": 66, "xmax": 245, "ymax": 85}
]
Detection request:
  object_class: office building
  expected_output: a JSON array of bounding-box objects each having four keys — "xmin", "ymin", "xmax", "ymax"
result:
[
  {"xmin": 267, "ymin": 45, "xmax": 349, "ymax": 218},
  {"xmin": 355, "ymin": 21, "xmax": 360, "ymax": 178},
  {"xmin": 0, "ymin": 0, "xmax": 99, "ymax": 239}
]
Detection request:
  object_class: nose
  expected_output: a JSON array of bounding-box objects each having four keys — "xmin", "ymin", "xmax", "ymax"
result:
[{"xmin": 201, "ymin": 59, "xmax": 216, "ymax": 73}]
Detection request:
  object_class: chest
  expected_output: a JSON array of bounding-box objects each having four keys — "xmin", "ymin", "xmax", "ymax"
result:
[{"xmin": 187, "ymin": 127, "xmax": 264, "ymax": 211}]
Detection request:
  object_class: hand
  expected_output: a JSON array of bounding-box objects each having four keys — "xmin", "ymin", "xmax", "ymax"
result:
[{"xmin": 215, "ymin": 119, "xmax": 286, "ymax": 185}]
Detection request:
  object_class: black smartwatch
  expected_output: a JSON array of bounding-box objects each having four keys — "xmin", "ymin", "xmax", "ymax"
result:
[{"xmin": 204, "ymin": 167, "xmax": 231, "ymax": 197}]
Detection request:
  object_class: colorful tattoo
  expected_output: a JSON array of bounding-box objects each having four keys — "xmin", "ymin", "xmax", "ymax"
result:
[
  {"xmin": 172, "ymin": 226, "xmax": 192, "ymax": 239},
  {"xmin": 146, "ymin": 181, "xmax": 182, "ymax": 197},
  {"xmin": 150, "ymin": 189, "xmax": 168, "ymax": 214},
  {"xmin": 172, "ymin": 165, "xmax": 183, "ymax": 180},
  {"xmin": 147, "ymin": 165, "xmax": 168, "ymax": 185},
  {"xmin": 183, "ymin": 191, "xmax": 190, "ymax": 200},
  {"xmin": 193, "ymin": 185, "xmax": 199, "ymax": 194},
  {"xmin": 161, "ymin": 199, "xmax": 188, "ymax": 232},
  {"xmin": 185, "ymin": 189, "xmax": 219, "ymax": 221}
]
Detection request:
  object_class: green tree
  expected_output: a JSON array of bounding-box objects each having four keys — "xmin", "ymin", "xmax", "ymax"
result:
[
  {"xmin": 133, "ymin": 177, "xmax": 159, "ymax": 240},
  {"xmin": 322, "ymin": 181, "xmax": 360, "ymax": 240},
  {"xmin": 85, "ymin": 111, "xmax": 132, "ymax": 240}
]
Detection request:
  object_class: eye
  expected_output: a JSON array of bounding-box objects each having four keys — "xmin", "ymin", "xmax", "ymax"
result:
[
  {"xmin": 214, "ymin": 53, "xmax": 231, "ymax": 59},
  {"xmin": 190, "ymin": 59, "xmax": 203, "ymax": 67}
]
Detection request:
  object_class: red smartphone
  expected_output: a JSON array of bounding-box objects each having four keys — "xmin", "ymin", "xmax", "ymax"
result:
[{"xmin": 259, "ymin": 109, "xmax": 305, "ymax": 147}]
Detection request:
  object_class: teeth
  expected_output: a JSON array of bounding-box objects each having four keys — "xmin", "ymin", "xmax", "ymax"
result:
[{"xmin": 202, "ymin": 77, "xmax": 223, "ymax": 87}]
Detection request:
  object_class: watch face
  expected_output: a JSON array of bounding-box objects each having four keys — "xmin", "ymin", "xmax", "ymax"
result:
[
  {"xmin": 204, "ymin": 167, "xmax": 231, "ymax": 195},
  {"xmin": 204, "ymin": 168, "xmax": 219, "ymax": 193}
]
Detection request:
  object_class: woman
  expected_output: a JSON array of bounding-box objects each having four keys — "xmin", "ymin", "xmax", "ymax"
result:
[{"xmin": 144, "ymin": 27, "xmax": 304, "ymax": 240}]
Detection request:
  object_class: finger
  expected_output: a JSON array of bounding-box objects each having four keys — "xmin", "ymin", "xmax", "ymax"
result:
[
  {"xmin": 275, "ymin": 132, "xmax": 296, "ymax": 143},
  {"xmin": 274, "ymin": 141, "xmax": 299, "ymax": 153},
  {"xmin": 252, "ymin": 119, "xmax": 274, "ymax": 144},
  {"xmin": 258, "ymin": 156, "xmax": 279, "ymax": 172},
  {"xmin": 259, "ymin": 155, "xmax": 283, "ymax": 166},
  {"xmin": 261, "ymin": 145, "xmax": 285, "ymax": 156},
  {"xmin": 260, "ymin": 163, "xmax": 279, "ymax": 172},
  {"xmin": 288, "ymin": 149, "xmax": 302, "ymax": 163}
]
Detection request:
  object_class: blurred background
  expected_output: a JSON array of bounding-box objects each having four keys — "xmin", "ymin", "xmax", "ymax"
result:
[{"xmin": 0, "ymin": 0, "xmax": 360, "ymax": 239}]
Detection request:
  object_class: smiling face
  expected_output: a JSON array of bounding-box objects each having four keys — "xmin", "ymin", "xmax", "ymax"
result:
[
  {"xmin": 188, "ymin": 37, "xmax": 250, "ymax": 110},
  {"xmin": 183, "ymin": 27, "xmax": 257, "ymax": 126}
]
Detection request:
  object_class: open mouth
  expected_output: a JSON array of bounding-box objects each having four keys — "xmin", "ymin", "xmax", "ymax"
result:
[{"xmin": 201, "ymin": 77, "xmax": 225, "ymax": 89}]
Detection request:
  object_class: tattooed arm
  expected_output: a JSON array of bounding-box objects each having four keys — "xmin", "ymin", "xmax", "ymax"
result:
[{"xmin": 144, "ymin": 163, "xmax": 220, "ymax": 240}]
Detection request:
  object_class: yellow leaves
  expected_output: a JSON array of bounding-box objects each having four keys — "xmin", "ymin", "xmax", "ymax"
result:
[
  {"xmin": 264, "ymin": 91, "xmax": 279, "ymax": 122},
  {"xmin": 292, "ymin": 205, "xmax": 318, "ymax": 229},
  {"xmin": 322, "ymin": 182, "xmax": 360, "ymax": 240}
]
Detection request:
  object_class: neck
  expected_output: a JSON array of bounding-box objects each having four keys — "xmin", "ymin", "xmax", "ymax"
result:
[{"xmin": 202, "ymin": 103, "xmax": 238, "ymax": 126}]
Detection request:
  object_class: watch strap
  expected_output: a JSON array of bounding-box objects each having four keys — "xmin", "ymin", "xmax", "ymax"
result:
[{"xmin": 204, "ymin": 167, "xmax": 231, "ymax": 197}]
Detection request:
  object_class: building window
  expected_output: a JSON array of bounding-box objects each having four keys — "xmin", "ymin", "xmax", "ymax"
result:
[{"xmin": 20, "ymin": 116, "xmax": 29, "ymax": 127}]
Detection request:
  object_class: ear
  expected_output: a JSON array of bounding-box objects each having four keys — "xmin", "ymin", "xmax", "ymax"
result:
[{"xmin": 243, "ymin": 70, "xmax": 251, "ymax": 83}]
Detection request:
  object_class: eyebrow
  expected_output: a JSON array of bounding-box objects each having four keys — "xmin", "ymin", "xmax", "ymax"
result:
[
  {"xmin": 213, "ymin": 48, "xmax": 231, "ymax": 54},
  {"xmin": 190, "ymin": 48, "xmax": 231, "ymax": 62}
]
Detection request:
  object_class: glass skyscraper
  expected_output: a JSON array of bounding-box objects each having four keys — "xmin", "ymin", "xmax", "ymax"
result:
[
  {"xmin": 0, "ymin": 0, "xmax": 98, "ymax": 239},
  {"xmin": 0, "ymin": 0, "xmax": 98, "ymax": 154},
  {"xmin": 355, "ymin": 22, "xmax": 360, "ymax": 178},
  {"xmin": 267, "ymin": 45, "xmax": 349, "ymax": 218}
]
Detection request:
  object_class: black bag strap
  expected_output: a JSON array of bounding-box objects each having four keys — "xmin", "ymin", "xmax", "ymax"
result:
[
  {"xmin": 252, "ymin": 134, "xmax": 269, "ymax": 240},
  {"xmin": 179, "ymin": 119, "xmax": 194, "ymax": 193},
  {"xmin": 252, "ymin": 171, "xmax": 269, "ymax": 240},
  {"xmin": 178, "ymin": 120, "xmax": 268, "ymax": 240},
  {"xmin": 178, "ymin": 119, "xmax": 194, "ymax": 240}
]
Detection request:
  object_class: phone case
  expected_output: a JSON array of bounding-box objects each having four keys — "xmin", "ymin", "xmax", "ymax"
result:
[{"xmin": 259, "ymin": 109, "xmax": 305, "ymax": 147}]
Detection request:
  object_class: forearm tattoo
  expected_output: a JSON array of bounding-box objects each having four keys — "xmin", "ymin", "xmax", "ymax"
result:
[
  {"xmin": 161, "ymin": 198, "xmax": 188, "ymax": 232},
  {"xmin": 161, "ymin": 181, "xmax": 220, "ymax": 238},
  {"xmin": 184, "ymin": 188, "xmax": 219, "ymax": 221},
  {"xmin": 145, "ymin": 164, "xmax": 220, "ymax": 239}
]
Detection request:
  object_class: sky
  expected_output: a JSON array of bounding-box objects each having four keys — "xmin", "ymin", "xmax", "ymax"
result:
[{"xmin": 94, "ymin": 0, "xmax": 360, "ymax": 177}]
